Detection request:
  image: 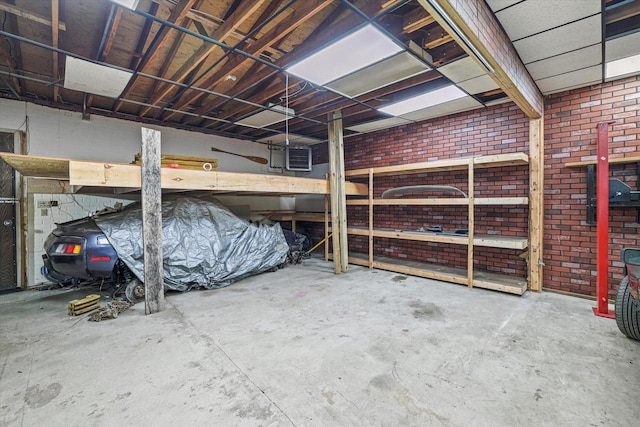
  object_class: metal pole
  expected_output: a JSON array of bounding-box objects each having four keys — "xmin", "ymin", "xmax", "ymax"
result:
[{"xmin": 593, "ymin": 121, "xmax": 616, "ymax": 318}]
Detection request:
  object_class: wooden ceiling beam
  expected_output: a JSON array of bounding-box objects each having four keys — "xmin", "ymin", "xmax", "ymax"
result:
[
  {"xmin": 161, "ymin": 0, "xmax": 334, "ymax": 122},
  {"xmin": 153, "ymin": 0, "xmax": 284, "ymax": 58},
  {"xmin": 402, "ymin": 8, "xmax": 435, "ymax": 33},
  {"xmin": 606, "ymin": 1, "xmax": 640, "ymax": 24},
  {"xmin": 424, "ymin": 23, "xmax": 453, "ymax": 49},
  {"xmin": 138, "ymin": 0, "xmax": 267, "ymax": 118},
  {"xmin": 0, "ymin": 35, "xmax": 22, "ymax": 96},
  {"xmin": 129, "ymin": 2, "xmax": 159, "ymax": 70},
  {"xmin": 113, "ymin": 0, "xmax": 197, "ymax": 112},
  {"xmin": 418, "ymin": 0, "xmax": 542, "ymax": 118},
  {"xmin": 86, "ymin": 6, "xmax": 124, "ymax": 110},
  {"xmin": 0, "ymin": 2, "xmax": 66, "ymax": 30}
]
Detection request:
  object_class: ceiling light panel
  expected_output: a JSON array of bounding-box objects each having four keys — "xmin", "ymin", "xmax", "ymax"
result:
[
  {"xmin": 63, "ymin": 56, "xmax": 132, "ymax": 98},
  {"xmin": 235, "ymin": 104, "xmax": 295, "ymax": 129},
  {"xmin": 111, "ymin": 0, "xmax": 139, "ymax": 9},
  {"xmin": 257, "ymin": 133, "xmax": 321, "ymax": 146},
  {"xmin": 606, "ymin": 54, "xmax": 640, "ymax": 81},
  {"xmin": 326, "ymin": 52, "xmax": 430, "ymax": 98},
  {"xmin": 286, "ymin": 24, "xmax": 403, "ymax": 86},
  {"xmin": 379, "ymin": 85, "xmax": 467, "ymax": 117}
]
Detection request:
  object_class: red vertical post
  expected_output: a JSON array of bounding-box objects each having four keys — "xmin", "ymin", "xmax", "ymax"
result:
[{"xmin": 593, "ymin": 121, "xmax": 616, "ymax": 318}]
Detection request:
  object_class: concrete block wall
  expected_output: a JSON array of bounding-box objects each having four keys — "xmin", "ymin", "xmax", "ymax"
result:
[{"xmin": 313, "ymin": 75, "xmax": 640, "ymax": 297}]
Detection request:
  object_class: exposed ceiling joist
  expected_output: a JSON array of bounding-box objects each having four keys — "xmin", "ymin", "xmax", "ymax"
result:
[
  {"xmin": 606, "ymin": 0, "xmax": 640, "ymax": 24},
  {"xmin": 138, "ymin": 0, "xmax": 267, "ymax": 118},
  {"xmin": 162, "ymin": 0, "xmax": 334, "ymax": 122},
  {"xmin": 0, "ymin": 1, "xmax": 66, "ymax": 31},
  {"xmin": 113, "ymin": 0, "xmax": 198, "ymax": 112},
  {"xmin": 402, "ymin": 8, "xmax": 435, "ymax": 33}
]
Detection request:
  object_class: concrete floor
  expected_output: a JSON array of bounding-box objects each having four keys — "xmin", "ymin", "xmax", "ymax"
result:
[{"xmin": 1, "ymin": 258, "xmax": 639, "ymax": 426}]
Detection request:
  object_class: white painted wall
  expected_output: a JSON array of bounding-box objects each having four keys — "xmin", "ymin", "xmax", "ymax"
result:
[{"xmin": 0, "ymin": 99, "xmax": 297, "ymax": 286}]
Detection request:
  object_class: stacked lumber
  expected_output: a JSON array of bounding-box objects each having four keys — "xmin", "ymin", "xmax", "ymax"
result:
[
  {"xmin": 132, "ymin": 153, "xmax": 218, "ymax": 171},
  {"xmin": 68, "ymin": 294, "xmax": 100, "ymax": 316}
]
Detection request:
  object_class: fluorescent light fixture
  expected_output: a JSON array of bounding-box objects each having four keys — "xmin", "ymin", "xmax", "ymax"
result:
[
  {"xmin": 111, "ymin": 0, "xmax": 139, "ymax": 9},
  {"xmin": 286, "ymin": 24, "xmax": 403, "ymax": 86},
  {"xmin": 606, "ymin": 53, "xmax": 640, "ymax": 80},
  {"xmin": 326, "ymin": 51, "xmax": 430, "ymax": 98},
  {"xmin": 378, "ymin": 85, "xmax": 466, "ymax": 116},
  {"xmin": 236, "ymin": 104, "xmax": 295, "ymax": 129},
  {"xmin": 257, "ymin": 133, "xmax": 321, "ymax": 145},
  {"xmin": 64, "ymin": 56, "xmax": 133, "ymax": 98}
]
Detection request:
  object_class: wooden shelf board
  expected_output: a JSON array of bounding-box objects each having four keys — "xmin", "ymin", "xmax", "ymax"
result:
[
  {"xmin": 1, "ymin": 153, "xmax": 70, "ymax": 179},
  {"xmin": 332, "ymin": 253, "xmax": 527, "ymax": 295},
  {"xmin": 268, "ymin": 212, "xmax": 326, "ymax": 222},
  {"xmin": 566, "ymin": 155, "xmax": 640, "ymax": 168},
  {"xmin": 347, "ymin": 197, "xmax": 528, "ymax": 206},
  {"xmin": 335, "ymin": 226, "xmax": 528, "ymax": 249},
  {"xmin": 346, "ymin": 152, "xmax": 529, "ymax": 177}
]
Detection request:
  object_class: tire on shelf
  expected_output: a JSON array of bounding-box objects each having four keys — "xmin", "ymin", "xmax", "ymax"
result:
[{"xmin": 615, "ymin": 277, "xmax": 640, "ymax": 341}]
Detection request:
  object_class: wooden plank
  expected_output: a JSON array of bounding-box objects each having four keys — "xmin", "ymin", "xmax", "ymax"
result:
[
  {"xmin": 324, "ymin": 192, "xmax": 329, "ymax": 262},
  {"xmin": 565, "ymin": 155, "xmax": 640, "ymax": 167},
  {"xmin": 346, "ymin": 152, "xmax": 528, "ymax": 177},
  {"xmin": 348, "ymin": 197, "xmax": 528, "ymax": 206},
  {"xmin": 140, "ymin": 127, "xmax": 165, "ymax": 315},
  {"xmin": 337, "ymin": 226, "xmax": 528, "ymax": 249},
  {"xmin": 368, "ymin": 168, "xmax": 374, "ymax": 269},
  {"xmin": 0, "ymin": 2, "xmax": 66, "ymax": 30},
  {"xmin": 403, "ymin": 8, "xmax": 435, "ymax": 33},
  {"xmin": 528, "ymin": 118, "xmax": 544, "ymax": 292},
  {"xmin": 467, "ymin": 158, "xmax": 474, "ymax": 288},
  {"xmin": 67, "ymin": 160, "xmax": 367, "ymax": 195},
  {"xmin": 606, "ymin": 0, "xmax": 640, "ymax": 24},
  {"xmin": 329, "ymin": 253, "xmax": 527, "ymax": 295},
  {"xmin": 328, "ymin": 110, "xmax": 349, "ymax": 273},
  {"xmin": 26, "ymin": 178, "xmax": 70, "ymax": 193},
  {"xmin": 0, "ymin": 153, "xmax": 69, "ymax": 179}
]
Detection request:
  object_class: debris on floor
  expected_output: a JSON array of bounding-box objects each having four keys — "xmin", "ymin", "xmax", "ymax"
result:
[
  {"xmin": 68, "ymin": 294, "xmax": 101, "ymax": 316},
  {"xmin": 88, "ymin": 301, "xmax": 133, "ymax": 322}
]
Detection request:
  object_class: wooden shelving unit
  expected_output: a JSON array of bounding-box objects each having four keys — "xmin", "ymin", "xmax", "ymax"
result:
[{"xmin": 341, "ymin": 152, "xmax": 530, "ymax": 295}]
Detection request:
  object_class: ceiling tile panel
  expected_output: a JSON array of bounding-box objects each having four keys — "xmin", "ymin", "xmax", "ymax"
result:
[
  {"xmin": 536, "ymin": 65, "xmax": 602, "ymax": 94},
  {"xmin": 513, "ymin": 15, "xmax": 602, "ymax": 64},
  {"xmin": 526, "ymin": 44, "xmax": 602, "ymax": 80},
  {"xmin": 438, "ymin": 56, "xmax": 486, "ymax": 83},
  {"xmin": 606, "ymin": 32, "xmax": 640, "ymax": 62},
  {"xmin": 497, "ymin": 0, "xmax": 600, "ymax": 41},
  {"xmin": 458, "ymin": 74, "xmax": 500, "ymax": 94},
  {"xmin": 486, "ymin": 0, "xmax": 522, "ymax": 13}
]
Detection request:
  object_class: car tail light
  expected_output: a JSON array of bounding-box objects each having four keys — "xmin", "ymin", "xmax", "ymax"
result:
[
  {"xmin": 54, "ymin": 243, "xmax": 82, "ymax": 254},
  {"xmin": 90, "ymin": 256, "xmax": 111, "ymax": 262}
]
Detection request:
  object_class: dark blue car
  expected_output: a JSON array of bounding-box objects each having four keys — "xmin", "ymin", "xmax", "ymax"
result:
[{"xmin": 42, "ymin": 216, "xmax": 121, "ymax": 284}]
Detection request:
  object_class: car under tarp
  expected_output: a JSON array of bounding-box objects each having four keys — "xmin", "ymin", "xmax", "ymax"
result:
[{"xmin": 94, "ymin": 196, "xmax": 289, "ymax": 291}]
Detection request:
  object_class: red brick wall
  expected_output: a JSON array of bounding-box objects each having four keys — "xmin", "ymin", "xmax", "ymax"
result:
[
  {"xmin": 312, "ymin": 75, "xmax": 640, "ymax": 297},
  {"xmin": 544, "ymin": 76, "xmax": 640, "ymax": 297}
]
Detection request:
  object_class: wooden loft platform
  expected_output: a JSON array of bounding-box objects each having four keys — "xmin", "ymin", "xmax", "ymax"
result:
[
  {"xmin": 0, "ymin": 153, "xmax": 368, "ymax": 196},
  {"xmin": 346, "ymin": 152, "xmax": 529, "ymax": 178}
]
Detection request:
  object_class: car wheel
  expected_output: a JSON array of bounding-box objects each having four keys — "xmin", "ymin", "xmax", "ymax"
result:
[
  {"xmin": 615, "ymin": 277, "xmax": 640, "ymax": 341},
  {"xmin": 125, "ymin": 279, "xmax": 145, "ymax": 304}
]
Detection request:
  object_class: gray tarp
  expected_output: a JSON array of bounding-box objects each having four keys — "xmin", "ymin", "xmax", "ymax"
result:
[{"xmin": 94, "ymin": 196, "xmax": 289, "ymax": 291}]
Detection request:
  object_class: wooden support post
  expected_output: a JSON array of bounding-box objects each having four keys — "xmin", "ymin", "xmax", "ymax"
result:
[
  {"xmin": 328, "ymin": 110, "xmax": 348, "ymax": 273},
  {"xmin": 141, "ymin": 127, "xmax": 165, "ymax": 314},
  {"xmin": 467, "ymin": 158, "xmax": 474, "ymax": 288},
  {"xmin": 528, "ymin": 118, "xmax": 544, "ymax": 291},
  {"xmin": 368, "ymin": 168, "xmax": 374, "ymax": 269},
  {"xmin": 324, "ymin": 193, "xmax": 329, "ymax": 262}
]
